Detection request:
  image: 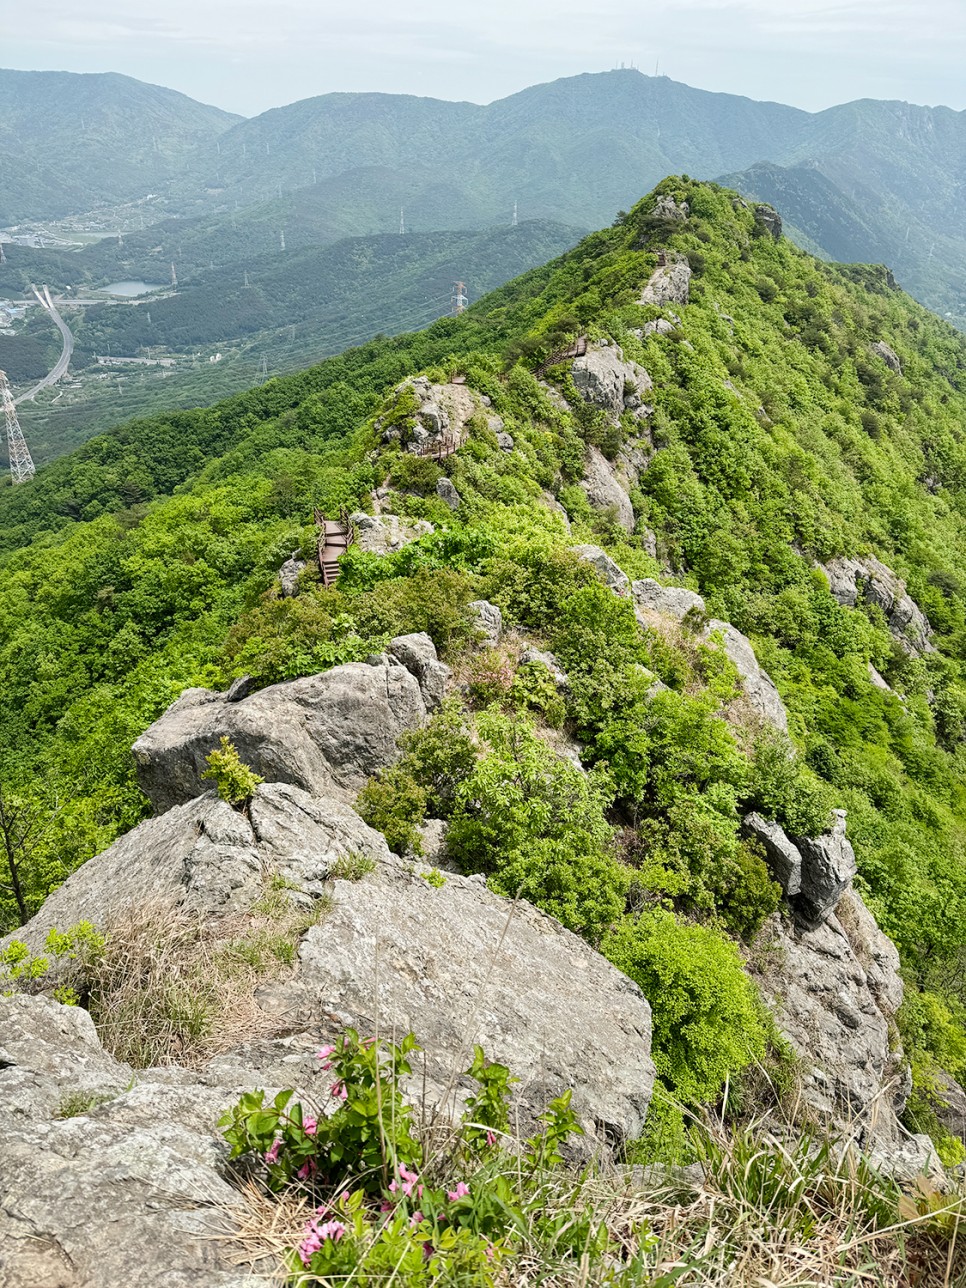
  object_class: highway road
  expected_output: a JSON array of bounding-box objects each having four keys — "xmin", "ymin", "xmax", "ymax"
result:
[{"xmin": 15, "ymin": 285, "xmax": 75, "ymax": 404}]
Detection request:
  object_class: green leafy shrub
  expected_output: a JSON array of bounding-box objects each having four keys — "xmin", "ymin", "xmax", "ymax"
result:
[
  {"xmin": 201, "ymin": 737, "xmax": 264, "ymax": 806},
  {"xmin": 356, "ymin": 766, "xmax": 427, "ymax": 856},
  {"xmin": 604, "ymin": 910, "xmax": 769, "ymax": 1103}
]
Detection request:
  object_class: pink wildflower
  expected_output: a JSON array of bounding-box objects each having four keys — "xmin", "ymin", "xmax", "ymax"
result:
[
  {"xmin": 297, "ymin": 1217, "xmax": 347, "ymax": 1266},
  {"xmin": 409, "ymin": 1210, "xmax": 424, "ymax": 1229},
  {"xmin": 302, "ymin": 1115, "xmax": 318, "ymax": 1136},
  {"xmin": 396, "ymin": 1163, "xmax": 421, "ymax": 1197},
  {"xmin": 316, "ymin": 1043, "xmax": 336, "ymax": 1070},
  {"xmin": 330, "ymin": 1080, "xmax": 348, "ymax": 1101},
  {"xmin": 486, "ymin": 1130, "xmax": 497, "ymax": 1147},
  {"xmin": 388, "ymin": 1180, "xmax": 398, "ymax": 1194},
  {"xmin": 446, "ymin": 1182, "xmax": 470, "ymax": 1201},
  {"xmin": 297, "ymin": 1158, "xmax": 318, "ymax": 1180},
  {"xmin": 264, "ymin": 1138, "xmax": 282, "ymax": 1165}
]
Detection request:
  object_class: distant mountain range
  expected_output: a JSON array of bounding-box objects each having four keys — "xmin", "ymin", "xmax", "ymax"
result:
[
  {"xmin": 0, "ymin": 70, "xmax": 238, "ymax": 223},
  {"xmin": 2, "ymin": 67, "xmax": 964, "ymax": 327}
]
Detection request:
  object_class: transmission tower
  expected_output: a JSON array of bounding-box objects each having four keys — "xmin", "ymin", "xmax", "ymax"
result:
[
  {"xmin": 512, "ymin": 201, "xmax": 518, "ymax": 227},
  {"xmin": 451, "ymin": 280, "xmax": 468, "ymax": 315},
  {"xmin": 170, "ymin": 262, "xmax": 178, "ymax": 287},
  {"xmin": 1, "ymin": 370, "xmax": 36, "ymax": 484},
  {"xmin": 399, "ymin": 207, "xmax": 406, "ymax": 235}
]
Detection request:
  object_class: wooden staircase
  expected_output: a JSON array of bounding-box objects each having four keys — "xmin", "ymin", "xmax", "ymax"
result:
[{"xmin": 314, "ymin": 509, "xmax": 353, "ymax": 588}]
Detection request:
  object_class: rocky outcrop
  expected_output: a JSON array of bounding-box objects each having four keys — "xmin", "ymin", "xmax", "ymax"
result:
[
  {"xmin": 277, "ymin": 552, "xmax": 306, "ymax": 597},
  {"xmin": 932, "ymin": 1070, "xmax": 966, "ymax": 1143},
  {"xmin": 632, "ymin": 578, "xmax": 705, "ymax": 623},
  {"xmin": 871, "ymin": 340, "xmax": 902, "ymax": 375},
  {"xmin": 743, "ymin": 812, "xmax": 803, "ymax": 895},
  {"xmin": 436, "ymin": 477, "xmax": 462, "ymax": 509},
  {"xmin": 378, "ymin": 376, "xmax": 480, "ymax": 456},
  {"xmin": 754, "ymin": 204, "xmax": 783, "ymax": 240},
  {"xmin": 521, "ymin": 646, "xmax": 569, "ymax": 689},
  {"xmin": 795, "ymin": 811, "xmax": 859, "ymax": 930},
  {"xmin": 133, "ymin": 638, "xmax": 448, "ymax": 813},
  {"xmin": 652, "ymin": 194, "xmax": 690, "ymax": 222},
  {"xmin": 640, "ymin": 254, "xmax": 691, "ymax": 307},
  {"xmin": 387, "ymin": 633, "xmax": 451, "ymax": 709},
  {"xmin": 744, "ymin": 809, "xmax": 858, "ymax": 928},
  {"xmin": 823, "ymin": 555, "xmax": 933, "ymax": 657},
  {"xmin": 572, "ymin": 544, "xmax": 630, "ymax": 592},
  {"xmin": 580, "ymin": 446, "xmax": 636, "ymax": 534},
  {"xmin": 571, "ymin": 341, "xmax": 653, "ymax": 424},
  {"xmin": 753, "ymin": 888, "xmax": 908, "ymax": 1143},
  {"xmin": 1, "ymin": 784, "xmax": 392, "ymax": 948},
  {"xmin": 350, "ymin": 512, "xmax": 434, "ymax": 555},
  {"xmin": 632, "ymin": 581, "xmax": 790, "ymax": 733},
  {"xmin": 615, "ymin": 435, "xmax": 653, "ymax": 490},
  {"xmin": 0, "ymin": 762, "xmax": 657, "ymax": 1288},
  {"xmin": 706, "ymin": 619, "xmax": 790, "ymax": 735},
  {"xmin": 468, "ymin": 599, "xmax": 503, "ymax": 645}
]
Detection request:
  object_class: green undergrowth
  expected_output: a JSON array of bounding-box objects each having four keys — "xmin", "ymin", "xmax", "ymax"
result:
[{"xmin": 5, "ymin": 177, "xmax": 966, "ymax": 1150}]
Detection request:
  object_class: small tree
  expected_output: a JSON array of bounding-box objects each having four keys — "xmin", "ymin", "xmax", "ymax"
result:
[
  {"xmin": 0, "ymin": 786, "xmax": 55, "ymax": 927},
  {"xmin": 202, "ymin": 738, "xmax": 263, "ymax": 808}
]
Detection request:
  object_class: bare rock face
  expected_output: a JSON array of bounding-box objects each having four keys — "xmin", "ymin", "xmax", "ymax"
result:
[
  {"xmin": 640, "ymin": 254, "xmax": 692, "ymax": 307},
  {"xmin": 823, "ymin": 555, "xmax": 932, "ymax": 657},
  {"xmin": 436, "ymin": 477, "xmax": 462, "ymax": 509},
  {"xmin": 133, "ymin": 641, "xmax": 448, "ymax": 814},
  {"xmin": 871, "ymin": 340, "xmax": 902, "ymax": 375},
  {"xmin": 580, "ymin": 445, "xmax": 636, "ymax": 534},
  {"xmin": 387, "ymin": 632, "xmax": 450, "ymax": 709},
  {"xmin": 350, "ymin": 512, "xmax": 434, "ymax": 555},
  {"xmin": 752, "ymin": 889, "xmax": 907, "ymax": 1143},
  {"xmin": 794, "ymin": 810, "xmax": 859, "ymax": 930},
  {"xmin": 932, "ymin": 1070, "xmax": 966, "ymax": 1143},
  {"xmin": 571, "ymin": 342, "xmax": 652, "ymax": 423},
  {"xmin": 0, "ymin": 784, "xmax": 393, "ymax": 955},
  {"xmin": 652, "ymin": 194, "xmax": 690, "ymax": 222},
  {"xmin": 572, "ymin": 544, "xmax": 630, "ymax": 592},
  {"xmin": 743, "ymin": 812, "xmax": 803, "ymax": 895},
  {"xmin": 271, "ymin": 854, "xmax": 655, "ymax": 1150}
]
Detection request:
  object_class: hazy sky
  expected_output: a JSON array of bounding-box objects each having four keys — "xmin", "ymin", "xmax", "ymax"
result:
[{"xmin": 4, "ymin": 0, "xmax": 965, "ymax": 117}]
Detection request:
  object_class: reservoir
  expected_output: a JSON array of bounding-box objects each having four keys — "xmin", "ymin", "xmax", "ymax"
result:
[{"xmin": 101, "ymin": 281, "xmax": 163, "ymax": 297}]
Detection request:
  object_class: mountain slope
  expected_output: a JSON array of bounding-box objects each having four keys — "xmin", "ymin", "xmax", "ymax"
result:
[
  {"xmin": 0, "ymin": 69, "xmax": 240, "ymax": 222},
  {"xmin": 5, "ymin": 179, "xmax": 966, "ymax": 1164}
]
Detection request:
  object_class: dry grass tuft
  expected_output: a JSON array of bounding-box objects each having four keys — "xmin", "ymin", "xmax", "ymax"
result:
[{"xmin": 87, "ymin": 879, "xmax": 323, "ymax": 1067}]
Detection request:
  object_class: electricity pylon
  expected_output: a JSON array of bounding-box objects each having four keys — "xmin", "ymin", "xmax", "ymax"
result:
[
  {"xmin": 0, "ymin": 370, "xmax": 36, "ymax": 483},
  {"xmin": 452, "ymin": 281, "xmax": 468, "ymax": 315}
]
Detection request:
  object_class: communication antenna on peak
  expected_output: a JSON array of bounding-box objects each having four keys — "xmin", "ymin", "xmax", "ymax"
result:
[
  {"xmin": 279, "ymin": 229, "xmax": 286, "ymax": 252},
  {"xmin": 1, "ymin": 370, "xmax": 35, "ymax": 484},
  {"xmin": 512, "ymin": 200, "xmax": 518, "ymax": 227},
  {"xmin": 170, "ymin": 262, "xmax": 178, "ymax": 287},
  {"xmin": 451, "ymin": 280, "xmax": 468, "ymax": 315},
  {"xmin": 399, "ymin": 207, "xmax": 406, "ymax": 235}
]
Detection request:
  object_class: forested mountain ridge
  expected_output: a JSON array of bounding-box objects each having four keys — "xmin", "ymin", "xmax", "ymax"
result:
[
  {"xmin": 0, "ymin": 69, "xmax": 239, "ymax": 223},
  {"xmin": 7, "ymin": 177, "xmax": 966, "ymax": 1189}
]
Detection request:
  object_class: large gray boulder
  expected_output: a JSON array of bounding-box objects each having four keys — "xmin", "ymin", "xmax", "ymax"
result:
[
  {"xmin": 823, "ymin": 555, "xmax": 933, "ymax": 657},
  {"xmin": 468, "ymin": 599, "xmax": 503, "ymax": 645},
  {"xmin": 571, "ymin": 341, "xmax": 652, "ymax": 423},
  {"xmin": 0, "ymin": 996, "xmax": 261, "ymax": 1288},
  {"xmin": 794, "ymin": 810, "xmax": 859, "ymax": 930},
  {"xmin": 632, "ymin": 578, "xmax": 705, "ymax": 623},
  {"xmin": 871, "ymin": 340, "xmax": 902, "ymax": 375},
  {"xmin": 133, "ymin": 640, "xmax": 448, "ymax": 813},
  {"xmin": 743, "ymin": 810, "xmax": 859, "ymax": 930},
  {"xmin": 572, "ymin": 544, "xmax": 630, "ymax": 592},
  {"xmin": 377, "ymin": 376, "xmax": 480, "ymax": 456},
  {"xmin": 580, "ymin": 446, "xmax": 635, "ymax": 534},
  {"xmin": 704, "ymin": 619, "xmax": 790, "ymax": 735},
  {"xmin": 743, "ymin": 813, "xmax": 802, "ymax": 895},
  {"xmin": 1, "ymin": 783, "xmax": 392, "ymax": 954},
  {"xmin": 752, "ymin": 889, "xmax": 907, "ymax": 1144},
  {"xmin": 265, "ymin": 853, "xmax": 655, "ymax": 1149},
  {"xmin": 277, "ymin": 552, "xmax": 306, "ymax": 597}
]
